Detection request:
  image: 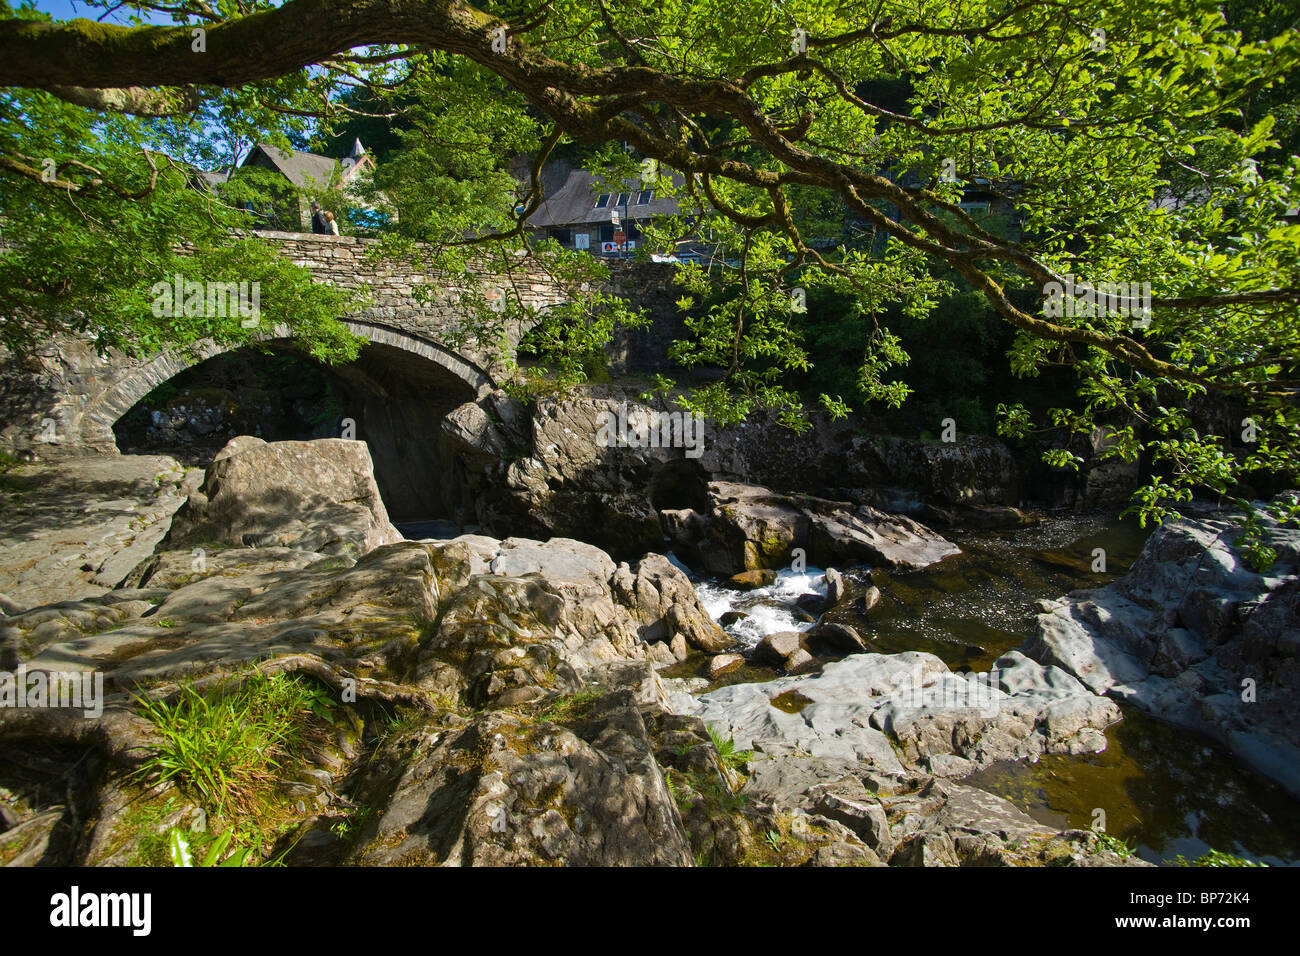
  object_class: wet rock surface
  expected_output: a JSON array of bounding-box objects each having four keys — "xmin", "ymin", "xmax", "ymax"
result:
[{"xmin": 1023, "ymin": 498, "xmax": 1300, "ymax": 797}]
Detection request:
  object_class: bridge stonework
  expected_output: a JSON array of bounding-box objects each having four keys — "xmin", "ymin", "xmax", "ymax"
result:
[{"xmin": 0, "ymin": 231, "xmax": 682, "ymax": 460}]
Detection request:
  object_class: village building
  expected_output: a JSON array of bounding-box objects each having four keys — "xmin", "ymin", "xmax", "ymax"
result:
[
  {"xmin": 514, "ymin": 157, "xmax": 706, "ymax": 262},
  {"xmin": 233, "ymin": 138, "xmax": 380, "ymax": 232}
]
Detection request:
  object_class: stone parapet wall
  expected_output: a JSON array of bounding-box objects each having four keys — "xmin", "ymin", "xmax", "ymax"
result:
[{"xmin": 0, "ymin": 231, "xmax": 689, "ymax": 460}]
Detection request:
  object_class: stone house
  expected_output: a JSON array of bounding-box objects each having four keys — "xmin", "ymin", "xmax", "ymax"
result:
[
  {"xmin": 515, "ymin": 158, "xmax": 705, "ymax": 262},
  {"xmin": 236, "ymin": 138, "xmax": 379, "ymax": 232}
]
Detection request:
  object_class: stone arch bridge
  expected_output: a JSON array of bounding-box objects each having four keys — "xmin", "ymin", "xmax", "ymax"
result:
[
  {"xmin": 1, "ymin": 230, "xmax": 678, "ymax": 457},
  {"xmin": 0, "ymin": 231, "xmax": 680, "ymax": 519}
]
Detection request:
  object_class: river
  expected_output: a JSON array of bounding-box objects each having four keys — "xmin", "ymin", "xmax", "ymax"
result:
[{"xmin": 684, "ymin": 513, "xmax": 1300, "ymax": 866}]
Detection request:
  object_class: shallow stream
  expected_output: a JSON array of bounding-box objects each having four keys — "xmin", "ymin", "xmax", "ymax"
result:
[{"xmin": 688, "ymin": 513, "xmax": 1300, "ymax": 866}]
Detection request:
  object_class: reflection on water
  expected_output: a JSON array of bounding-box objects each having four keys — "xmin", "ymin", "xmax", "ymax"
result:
[
  {"xmin": 688, "ymin": 510, "xmax": 1300, "ymax": 865},
  {"xmin": 965, "ymin": 706, "xmax": 1300, "ymax": 866},
  {"xmin": 851, "ymin": 514, "xmax": 1152, "ymax": 670}
]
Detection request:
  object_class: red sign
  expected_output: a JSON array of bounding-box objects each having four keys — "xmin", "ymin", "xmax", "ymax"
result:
[{"xmin": 613, "ymin": 230, "xmax": 627, "ymax": 244}]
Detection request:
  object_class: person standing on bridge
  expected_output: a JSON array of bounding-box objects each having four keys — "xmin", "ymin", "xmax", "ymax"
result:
[{"xmin": 310, "ymin": 201, "xmax": 331, "ymax": 235}]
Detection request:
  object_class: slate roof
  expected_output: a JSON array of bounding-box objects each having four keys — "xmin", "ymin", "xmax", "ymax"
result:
[
  {"xmin": 249, "ymin": 143, "xmax": 372, "ymax": 190},
  {"xmin": 516, "ymin": 158, "xmax": 687, "ymax": 228},
  {"xmin": 193, "ymin": 168, "xmax": 232, "ymax": 191}
]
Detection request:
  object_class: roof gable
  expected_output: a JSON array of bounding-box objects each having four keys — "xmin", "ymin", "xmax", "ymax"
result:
[
  {"xmin": 523, "ymin": 160, "xmax": 686, "ymax": 227},
  {"xmin": 247, "ymin": 143, "xmax": 372, "ymax": 190}
]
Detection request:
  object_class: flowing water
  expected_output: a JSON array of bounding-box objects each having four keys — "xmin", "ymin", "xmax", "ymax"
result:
[{"xmin": 687, "ymin": 512, "xmax": 1300, "ymax": 866}]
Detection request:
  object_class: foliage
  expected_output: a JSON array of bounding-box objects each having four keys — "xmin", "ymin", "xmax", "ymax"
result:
[
  {"xmin": 1230, "ymin": 492, "xmax": 1300, "ymax": 572},
  {"xmin": 132, "ymin": 672, "xmax": 335, "ymax": 817},
  {"xmin": 706, "ymin": 725, "xmax": 753, "ymax": 770},
  {"xmin": 1171, "ymin": 848, "xmax": 1267, "ymax": 867},
  {"xmin": 0, "ymin": 4, "xmax": 361, "ymax": 361},
  {"xmin": 1232, "ymin": 498, "xmax": 1278, "ymax": 572},
  {"xmin": 167, "ymin": 824, "xmax": 268, "ymax": 867},
  {"xmin": 3, "ymin": 0, "xmax": 1299, "ymax": 523},
  {"xmin": 1093, "ymin": 830, "xmax": 1137, "ymax": 858}
]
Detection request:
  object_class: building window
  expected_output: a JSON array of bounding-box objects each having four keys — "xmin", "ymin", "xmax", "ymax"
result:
[
  {"xmin": 548, "ymin": 227, "xmax": 572, "ymax": 244},
  {"xmin": 635, "ymin": 189, "xmax": 653, "ymax": 204},
  {"xmin": 615, "ymin": 192, "xmax": 630, "ymax": 206},
  {"xmin": 594, "ymin": 193, "xmax": 611, "ymax": 208},
  {"xmin": 599, "ymin": 224, "xmax": 615, "ymax": 242}
]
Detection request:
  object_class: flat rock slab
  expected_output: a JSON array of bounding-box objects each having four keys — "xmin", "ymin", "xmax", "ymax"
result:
[
  {"xmin": 670, "ymin": 649, "xmax": 1118, "ymax": 776},
  {"xmin": 13, "ymin": 543, "xmax": 432, "ymax": 686},
  {"xmin": 0, "ymin": 455, "xmax": 197, "ymax": 612}
]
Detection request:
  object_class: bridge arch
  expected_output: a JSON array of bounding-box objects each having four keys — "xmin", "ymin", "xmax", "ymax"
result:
[{"xmin": 77, "ymin": 321, "xmax": 493, "ymax": 454}]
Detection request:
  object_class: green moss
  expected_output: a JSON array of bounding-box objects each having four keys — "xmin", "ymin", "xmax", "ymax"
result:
[
  {"xmin": 537, "ymin": 688, "xmax": 602, "ymax": 725},
  {"xmin": 94, "ymin": 791, "xmax": 185, "ymax": 866},
  {"xmin": 734, "ymin": 811, "xmax": 830, "ymax": 867},
  {"xmin": 0, "ymin": 830, "xmax": 31, "ymax": 866}
]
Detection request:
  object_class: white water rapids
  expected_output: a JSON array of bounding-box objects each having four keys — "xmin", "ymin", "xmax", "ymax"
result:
[{"xmin": 675, "ymin": 555, "xmax": 830, "ymax": 648}]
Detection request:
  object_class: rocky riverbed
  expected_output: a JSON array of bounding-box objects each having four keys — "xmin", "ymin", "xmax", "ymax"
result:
[
  {"xmin": 672, "ymin": 512, "xmax": 1300, "ymax": 865},
  {"xmin": 1, "ymin": 436, "xmax": 1164, "ymax": 867},
  {"xmin": 2, "ymin": 390, "xmax": 1296, "ymax": 867}
]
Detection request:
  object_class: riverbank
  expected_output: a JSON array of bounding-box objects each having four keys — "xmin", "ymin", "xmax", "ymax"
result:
[{"xmin": 669, "ymin": 510, "xmax": 1300, "ymax": 865}]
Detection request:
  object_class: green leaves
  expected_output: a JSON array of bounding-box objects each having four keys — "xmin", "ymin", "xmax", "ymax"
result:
[
  {"xmin": 3, "ymin": 0, "xmax": 1298, "ymax": 527},
  {"xmin": 132, "ymin": 672, "xmax": 332, "ymax": 818},
  {"xmin": 0, "ymin": 83, "xmax": 361, "ymax": 362}
]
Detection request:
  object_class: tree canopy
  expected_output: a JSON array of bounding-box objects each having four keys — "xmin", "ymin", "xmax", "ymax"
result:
[{"xmin": 2, "ymin": 0, "xmax": 1298, "ymax": 522}]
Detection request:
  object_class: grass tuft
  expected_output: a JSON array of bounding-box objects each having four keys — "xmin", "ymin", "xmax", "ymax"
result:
[
  {"xmin": 133, "ymin": 672, "xmax": 335, "ymax": 817},
  {"xmin": 706, "ymin": 724, "xmax": 753, "ymax": 770}
]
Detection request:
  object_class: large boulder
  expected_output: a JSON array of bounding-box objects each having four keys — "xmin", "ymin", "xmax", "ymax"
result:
[
  {"xmin": 163, "ymin": 437, "xmax": 401, "ymax": 557},
  {"xmin": 1022, "ymin": 497, "xmax": 1300, "ymax": 798},
  {"xmin": 612, "ymin": 553, "xmax": 732, "ymax": 653},
  {"xmin": 444, "ymin": 394, "xmax": 709, "ymax": 559},
  {"xmin": 347, "ymin": 663, "xmax": 694, "ymax": 866},
  {"xmin": 671, "ymin": 481, "xmax": 959, "ymax": 575},
  {"xmin": 412, "ymin": 535, "xmax": 669, "ymax": 707},
  {"xmin": 670, "ymin": 649, "xmax": 1120, "ymax": 777}
]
